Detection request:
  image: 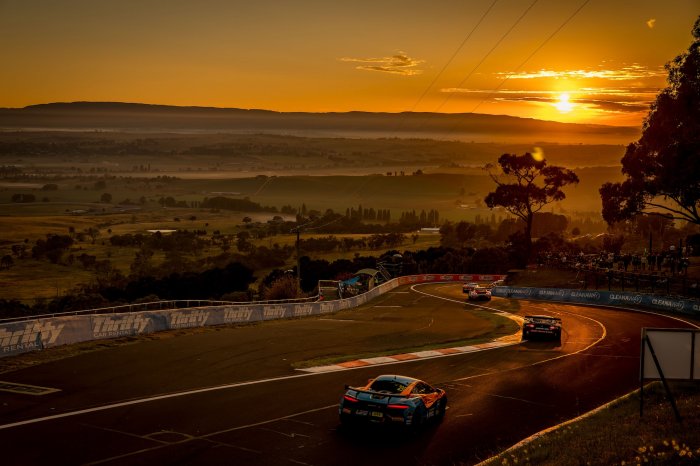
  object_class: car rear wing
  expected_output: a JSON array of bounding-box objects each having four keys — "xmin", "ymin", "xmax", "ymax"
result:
[
  {"xmin": 345, "ymin": 387, "xmax": 411, "ymax": 399},
  {"xmin": 524, "ymin": 315, "xmax": 562, "ymax": 324}
]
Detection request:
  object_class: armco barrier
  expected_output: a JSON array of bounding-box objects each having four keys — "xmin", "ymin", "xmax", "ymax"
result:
[
  {"xmin": 0, "ymin": 274, "xmax": 504, "ymax": 358},
  {"xmin": 491, "ymin": 286, "xmax": 700, "ymax": 317}
]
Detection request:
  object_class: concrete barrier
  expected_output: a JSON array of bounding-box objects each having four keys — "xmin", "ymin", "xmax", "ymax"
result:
[{"xmin": 0, "ymin": 274, "xmax": 504, "ymax": 358}]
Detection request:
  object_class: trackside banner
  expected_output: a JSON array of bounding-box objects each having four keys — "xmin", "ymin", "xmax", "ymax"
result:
[
  {"xmin": 491, "ymin": 286, "xmax": 700, "ymax": 317},
  {"xmin": 398, "ymin": 274, "xmax": 504, "ymax": 285},
  {"xmin": 0, "ymin": 274, "xmax": 504, "ymax": 357}
]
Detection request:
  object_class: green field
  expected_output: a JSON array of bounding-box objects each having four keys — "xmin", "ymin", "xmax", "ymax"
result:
[
  {"xmin": 0, "ymin": 169, "xmax": 613, "ymax": 303},
  {"xmin": 0, "ymin": 166, "xmax": 617, "ymax": 303},
  {"xmin": 0, "ymin": 207, "xmax": 444, "ymax": 302}
]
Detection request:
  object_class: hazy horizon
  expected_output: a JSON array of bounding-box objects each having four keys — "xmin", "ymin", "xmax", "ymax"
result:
[{"xmin": 0, "ymin": 101, "xmax": 641, "ymax": 145}]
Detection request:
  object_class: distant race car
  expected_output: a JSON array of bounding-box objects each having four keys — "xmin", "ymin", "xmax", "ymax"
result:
[
  {"xmin": 522, "ymin": 315, "xmax": 562, "ymax": 340},
  {"xmin": 462, "ymin": 282, "xmax": 479, "ymax": 294},
  {"xmin": 467, "ymin": 286, "xmax": 492, "ymax": 301},
  {"xmin": 339, "ymin": 374, "xmax": 447, "ymax": 428}
]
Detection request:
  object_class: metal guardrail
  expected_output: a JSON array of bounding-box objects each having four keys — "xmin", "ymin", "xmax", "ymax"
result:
[{"xmin": 0, "ymin": 295, "xmax": 320, "ymax": 324}]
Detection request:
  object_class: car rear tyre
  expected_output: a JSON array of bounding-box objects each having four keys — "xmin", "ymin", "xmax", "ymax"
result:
[
  {"xmin": 412, "ymin": 407, "xmax": 425, "ymax": 431},
  {"xmin": 437, "ymin": 397, "xmax": 447, "ymax": 421}
]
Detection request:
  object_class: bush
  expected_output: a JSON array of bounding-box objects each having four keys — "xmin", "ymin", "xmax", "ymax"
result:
[{"xmin": 262, "ymin": 275, "xmax": 300, "ymax": 300}]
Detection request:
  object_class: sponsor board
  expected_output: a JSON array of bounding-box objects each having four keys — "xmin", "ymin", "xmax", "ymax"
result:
[
  {"xmin": 641, "ymin": 329, "xmax": 700, "ymax": 381},
  {"xmin": 1, "ymin": 321, "xmax": 65, "ymax": 354},
  {"xmin": 263, "ymin": 306, "xmax": 287, "ymax": 320},
  {"xmin": 537, "ymin": 289, "xmax": 568, "ymax": 298},
  {"xmin": 493, "ymin": 287, "xmax": 532, "ymax": 297},
  {"xmin": 169, "ymin": 310, "xmax": 210, "ymax": 329},
  {"xmin": 224, "ymin": 307, "xmax": 256, "ymax": 323},
  {"xmin": 570, "ymin": 291, "xmax": 601, "ymax": 301},
  {"xmin": 609, "ymin": 293, "xmax": 644, "ymax": 305},
  {"xmin": 319, "ymin": 302, "xmax": 337, "ymax": 314},
  {"xmin": 0, "ymin": 273, "xmax": 512, "ymax": 358},
  {"xmin": 93, "ymin": 315, "xmax": 150, "ymax": 338},
  {"xmin": 292, "ymin": 304, "xmax": 315, "ymax": 317},
  {"xmin": 457, "ymin": 274, "xmax": 505, "ymax": 282},
  {"xmin": 650, "ymin": 298, "xmax": 686, "ymax": 312},
  {"xmin": 496, "ymin": 287, "xmax": 698, "ymax": 317}
]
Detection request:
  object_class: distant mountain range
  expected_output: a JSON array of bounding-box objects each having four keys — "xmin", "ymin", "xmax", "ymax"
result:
[{"xmin": 0, "ymin": 102, "xmax": 640, "ymax": 144}]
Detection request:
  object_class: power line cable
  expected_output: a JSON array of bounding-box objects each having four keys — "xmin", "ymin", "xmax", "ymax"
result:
[
  {"xmin": 302, "ymin": 215, "xmax": 345, "ymax": 231},
  {"xmin": 468, "ymin": 0, "xmax": 591, "ymax": 115},
  {"xmin": 435, "ymin": 0, "xmax": 591, "ymax": 138},
  {"xmin": 433, "ymin": 0, "xmax": 539, "ymax": 114},
  {"xmin": 407, "ymin": 0, "xmax": 500, "ymax": 113},
  {"xmin": 400, "ymin": 0, "xmax": 539, "ymax": 134}
]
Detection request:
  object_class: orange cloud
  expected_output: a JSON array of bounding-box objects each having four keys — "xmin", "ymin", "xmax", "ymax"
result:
[
  {"xmin": 339, "ymin": 52, "xmax": 424, "ymax": 76},
  {"xmin": 496, "ymin": 65, "xmax": 665, "ymax": 81},
  {"xmin": 441, "ymin": 87, "xmax": 657, "ymax": 114}
]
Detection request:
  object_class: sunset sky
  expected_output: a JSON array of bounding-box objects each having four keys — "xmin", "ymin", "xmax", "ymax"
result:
[{"xmin": 1, "ymin": 0, "xmax": 698, "ymax": 126}]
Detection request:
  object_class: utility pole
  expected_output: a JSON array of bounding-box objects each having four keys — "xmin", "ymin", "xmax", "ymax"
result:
[
  {"xmin": 290, "ymin": 215, "xmax": 341, "ymax": 295},
  {"xmin": 295, "ymin": 227, "xmax": 301, "ymax": 293},
  {"xmin": 291, "ymin": 220, "xmax": 310, "ymax": 295}
]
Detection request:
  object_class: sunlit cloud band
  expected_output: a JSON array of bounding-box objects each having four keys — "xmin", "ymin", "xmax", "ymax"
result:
[
  {"xmin": 497, "ymin": 65, "xmax": 665, "ymax": 81},
  {"xmin": 440, "ymin": 87, "xmax": 658, "ymax": 113}
]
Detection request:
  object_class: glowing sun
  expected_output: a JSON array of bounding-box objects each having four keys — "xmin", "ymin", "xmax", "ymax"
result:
[{"xmin": 555, "ymin": 92, "xmax": 573, "ymax": 113}]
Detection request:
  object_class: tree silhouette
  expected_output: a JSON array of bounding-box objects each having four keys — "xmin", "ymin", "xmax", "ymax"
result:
[
  {"xmin": 600, "ymin": 17, "xmax": 700, "ymax": 226},
  {"xmin": 86, "ymin": 227, "xmax": 100, "ymax": 244},
  {"xmin": 485, "ymin": 153, "xmax": 578, "ymax": 259},
  {"xmin": 1, "ymin": 255, "xmax": 13, "ymax": 269}
]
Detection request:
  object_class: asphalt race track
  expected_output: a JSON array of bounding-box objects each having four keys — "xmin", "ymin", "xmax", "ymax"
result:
[{"xmin": 0, "ymin": 283, "xmax": 697, "ymax": 465}]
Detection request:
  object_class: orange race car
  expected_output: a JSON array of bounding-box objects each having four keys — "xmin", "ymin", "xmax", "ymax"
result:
[{"xmin": 339, "ymin": 374, "xmax": 447, "ymax": 428}]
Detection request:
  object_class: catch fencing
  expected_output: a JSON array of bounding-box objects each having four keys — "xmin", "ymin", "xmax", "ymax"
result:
[{"xmin": 0, "ymin": 274, "xmax": 503, "ymax": 358}]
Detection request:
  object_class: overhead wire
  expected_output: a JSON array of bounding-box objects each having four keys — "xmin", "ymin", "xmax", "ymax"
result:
[
  {"xmin": 406, "ymin": 0, "xmax": 500, "ymax": 114},
  {"xmin": 433, "ymin": 0, "xmax": 592, "ymax": 138},
  {"xmin": 399, "ymin": 0, "xmax": 540, "ymax": 134},
  {"xmin": 302, "ymin": 215, "xmax": 345, "ymax": 231},
  {"xmin": 292, "ymin": 214, "xmax": 345, "ymax": 232},
  {"xmin": 467, "ymin": 0, "xmax": 591, "ymax": 115},
  {"xmin": 432, "ymin": 0, "xmax": 540, "ymax": 114}
]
